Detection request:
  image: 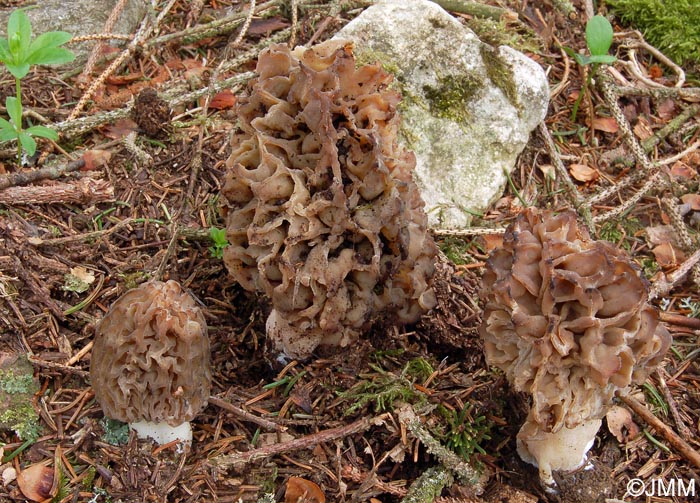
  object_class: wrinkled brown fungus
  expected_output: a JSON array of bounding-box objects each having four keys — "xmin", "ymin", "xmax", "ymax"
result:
[
  {"xmin": 479, "ymin": 208, "xmax": 670, "ymax": 487},
  {"xmin": 221, "ymin": 40, "xmax": 437, "ymax": 359},
  {"xmin": 90, "ymin": 280, "xmax": 211, "ymax": 445}
]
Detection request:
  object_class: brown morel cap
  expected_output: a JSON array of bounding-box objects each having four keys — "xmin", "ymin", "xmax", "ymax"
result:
[
  {"xmin": 479, "ymin": 208, "xmax": 670, "ymax": 485},
  {"xmin": 221, "ymin": 40, "xmax": 437, "ymax": 359},
  {"xmin": 90, "ymin": 280, "xmax": 211, "ymax": 427}
]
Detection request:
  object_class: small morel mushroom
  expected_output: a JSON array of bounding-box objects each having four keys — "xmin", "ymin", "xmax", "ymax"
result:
[
  {"xmin": 479, "ymin": 208, "xmax": 670, "ymax": 487},
  {"xmin": 90, "ymin": 280, "xmax": 211, "ymax": 445},
  {"xmin": 221, "ymin": 40, "xmax": 437, "ymax": 359}
]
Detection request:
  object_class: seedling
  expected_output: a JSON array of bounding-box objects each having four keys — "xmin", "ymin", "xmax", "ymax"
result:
[
  {"xmin": 563, "ymin": 15, "xmax": 617, "ymax": 122},
  {"xmin": 208, "ymin": 227, "xmax": 228, "ymax": 259},
  {"xmin": 0, "ymin": 9, "xmax": 74, "ymax": 163}
]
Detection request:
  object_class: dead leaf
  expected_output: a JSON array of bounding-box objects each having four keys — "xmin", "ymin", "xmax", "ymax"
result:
[
  {"xmin": 248, "ymin": 17, "xmax": 290, "ymax": 36},
  {"xmin": 652, "ymin": 242, "xmax": 686, "ymax": 268},
  {"xmin": 62, "ymin": 266, "xmax": 96, "ymax": 294},
  {"xmin": 209, "ymin": 90, "xmax": 237, "ymax": 110},
  {"xmin": 285, "ymin": 477, "xmax": 325, "ymax": 503},
  {"xmin": 606, "ymin": 405, "xmax": 640, "ymax": 442},
  {"xmin": 105, "ymin": 72, "xmax": 143, "ymax": 85},
  {"xmin": 648, "ymin": 64, "xmax": 663, "ymax": 79},
  {"xmin": 681, "ymin": 193, "xmax": 700, "ymax": 211},
  {"xmin": 82, "ymin": 150, "xmax": 112, "ymax": 171},
  {"xmin": 101, "ymin": 118, "xmax": 138, "ymax": 140},
  {"xmin": 569, "ymin": 163, "xmax": 599, "ymax": 182},
  {"xmin": 656, "ymin": 98, "xmax": 676, "ymax": 120},
  {"xmin": 670, "ymin": 161, "xmax": 696, "ymax": 179},
  {"xmin": 537, "ymin": 164, "xmax": 556, "ymax": 180},
  {"xmin": 645, "ymin": 225, "xmax": 677, "ymax": 246},
  {"xmin": 592, "ymin": 116, "xmax": 618, "ymax": 133},
  {"xmin": 17, "ymin": 463, "xmax": 55, "ymax": 502}
]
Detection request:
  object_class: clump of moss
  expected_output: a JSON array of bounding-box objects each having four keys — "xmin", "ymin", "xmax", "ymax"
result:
[
  {"xmin": 422, "ymin": 74, "xmax": 482, "ymax": 124},
  {"xmin": 0, "ymin": 354, "xmax": 41, "ymax": 441},
  {"xmin": 465, "ymin": 16, "xmax": 541, "ymax": 55},
  {"xmin": 608, "ymin": 0, "xmax": 700, "ymax": 67},
  {"xmin": 480, "ymin": 44, "xmax": 520, "ymax": 113}
]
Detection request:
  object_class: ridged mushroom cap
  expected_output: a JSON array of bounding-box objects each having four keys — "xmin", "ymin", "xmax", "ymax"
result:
[
  {"xmin": 221, "ymin": 40, "xmax": 437, "ymax": 359},
  {"xmin": 479, "ymin": 208, "xmax": 670, "ymax": 480},
  {"xmin": 90, "ymin": 280, "xmax": 211, "ymax": 427}
]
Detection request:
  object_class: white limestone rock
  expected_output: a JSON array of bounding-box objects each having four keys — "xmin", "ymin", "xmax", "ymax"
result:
[{"xmin": 335, "ymin": 0, "xmax": 549, "ymax": 228}]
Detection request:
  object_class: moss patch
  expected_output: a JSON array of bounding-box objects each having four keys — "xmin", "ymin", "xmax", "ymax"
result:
[
  {"xmin": 421, "ymin": 74, "xmax": 482, "ymax": 124},
  {"xmin": 0, "ymin": 353, "xmax": 41, "ymax": 441},
  {"xmin": 608, "ymin": 0, "xmax": 700, "ymax": 68},
  {"xmin": 480, "ymin": 44, "xmax": 520, "ymax": 113}
]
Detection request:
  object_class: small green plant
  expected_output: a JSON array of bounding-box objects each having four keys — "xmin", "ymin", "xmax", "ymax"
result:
[
  {"xmin": 0, "ymin": 9, "xmax": 74, "ymax": 163},
  {"xmin": 563, "ymin": 15, "xmax": 617, "ymax": 122},
  {"xmin": 338, "ymin": 358, "xmax": 431, "ymax": 415},
  {"xmin": 209, "ymin": 226, "xmax": 228, "ymax": 259},
  {"xmin": 435, "ymin": 404, "xmax": 492, "ymax": 461},
  {"xmin": 100, "ymin": 417, "xmax": 130, "ymax": 445}
]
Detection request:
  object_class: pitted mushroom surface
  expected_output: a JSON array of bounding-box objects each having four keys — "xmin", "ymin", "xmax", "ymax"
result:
[
  {"xmin": 479, "ymin": 208, "xmax": 670, "ymax": 486},
  {"xmin": 90, "ymin": 279, "xmax": 211, "ymax": 444},
  {"xmin": 221, "ymin": 40, "xmax": 437, "ymax": 359}
]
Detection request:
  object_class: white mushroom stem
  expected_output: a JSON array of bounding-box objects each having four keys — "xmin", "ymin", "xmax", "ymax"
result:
[
  {"xmin": 516, "ymin": 418, "xmax": 602, "ymax": 487},
  {"xmin": 129, "ymin": 420, "xmax": 192, "ymax": 445}
]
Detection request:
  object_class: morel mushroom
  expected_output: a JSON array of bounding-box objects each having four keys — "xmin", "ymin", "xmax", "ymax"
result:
[
  {"xmin": 479, "ymin": 208, "xmax": 670, "ymax": 487},
  {"xmin": 221, "ymin": 40, "xmax": 437, "ymax": 359},
  {"xmin": 90, "ymin": 280, "xmax": 211, "ymax": 445}
]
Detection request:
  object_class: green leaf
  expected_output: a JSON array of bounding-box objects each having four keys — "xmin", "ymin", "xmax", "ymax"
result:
[
  {"xmin": 0, "ymin": 39, "xmax": 11, "ymax": 63},
  {"xmin": 586, "ymin": 15, "xmax": 614, "ymax": 57},
  {"xmin": 27, "ymin": 46, "xmax": 75, "ymax": 67},
  {"xmin": 4, "ymin": 62, "xmax": 30, "ymax": 80},
  {"xmin": 18, "ymin": 131, "xmax": 36, "ymax": 156},
  {"xmin": 5, "ymin": 96, "xmax": 22, "ymax": 128},
  {"xmin": 29, "ymin": 31, "xmax": 72, "ymax": 51},
  {"xmin": 25, "ymin": 125, "xmax": 58, "ymax": 140},
  {"xmin": 0, "ymin": 118, "xmax": 19, "ymax": 141},
  {"xmin": 562, "ymin": 46, "xmax": 591, "ymax": 66},
  {"xmin": 7, "ymin": 10, "xmax": 32, "ymax": 59},
  {"xmin": 587, "ymin": 54, "xmax": 617, "ymax": 65}
]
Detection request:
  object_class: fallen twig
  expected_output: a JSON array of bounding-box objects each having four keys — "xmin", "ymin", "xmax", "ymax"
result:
[
  {"xmin": 0, "ymin": 158, "xmax": 85, "ymax": 191},
  {"xmin": 617, "ymin": 392, "xmax": 700, "ymax": 469},
  {"xmin": 401, "ymin": 466, "xmax": 454, "ymax": 503},
  {"xmin": 208, "ymin": 395, "xmax": 286, "ymax": 432},
  {"xmin": 396, "ymin": 403, "xmax": 486, "ymax": 493},
  {"xmin": 0, "ymin": 178, "xmax": 114, "ymax": 205},
  {"xmin": 211, "ymin": 414, "xmax": 384, "ymax": 471}
]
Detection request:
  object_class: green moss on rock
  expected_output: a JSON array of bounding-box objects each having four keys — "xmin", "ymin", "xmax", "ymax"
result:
[
  {"xmin": 422, "ymin": 74, "xmax": 482, "ymax": 124},
  {"xmin": 480, "ymin": 44, "xmax": 520, "ymax": 113}
]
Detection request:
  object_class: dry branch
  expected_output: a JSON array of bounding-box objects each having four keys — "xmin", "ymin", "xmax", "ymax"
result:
[
  {"xmin": 211, "ymin": 415, "xmax": 381, "ymax": 471},
  {"xmin": 0, "ymin": 178, "xmax": 113, "ymax": 205},
  {"xmin": 0, "ymin": 159, "xmax": 85, "ymax": 191},
  {"xmin": 617, "ymin": 393, "xmax": 700, "ymax": 469}
]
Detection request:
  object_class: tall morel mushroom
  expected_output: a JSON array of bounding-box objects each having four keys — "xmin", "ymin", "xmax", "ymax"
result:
[
  {"xmin": 479, "ymin": 208, "xmax": 670, "ymax": 487},
  {"xmin": 90, "ymin": 280, "xmax": 211, "ymax": 445},
  {"xmin": 221, "ymin": 40, "xmax": 437, "ymax": 359}
]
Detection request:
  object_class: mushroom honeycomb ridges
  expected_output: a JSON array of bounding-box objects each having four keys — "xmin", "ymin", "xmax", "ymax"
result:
[
  {"xmin": 91, "ymin": 280, "xmax": 211, "ymax": 426},
  {"xmin": 221, "ymin": 41, "xmax": 437, "ymax": 358},
  {"xmin": 480, "ymin": 208, "xmax": 670, "ymax": 434}
]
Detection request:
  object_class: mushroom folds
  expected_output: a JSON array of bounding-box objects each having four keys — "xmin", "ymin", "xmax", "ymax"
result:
[
  {"xmin": 221, "ymin": 41, "xmax": 437, "ymax": 359},
  {"xmin": 479, "ymin": 208, "xmax": 670, "ymax": 486},
  {"xmin": 91, "ymin": 280, "xmax": 211, "ymax": 444}
]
